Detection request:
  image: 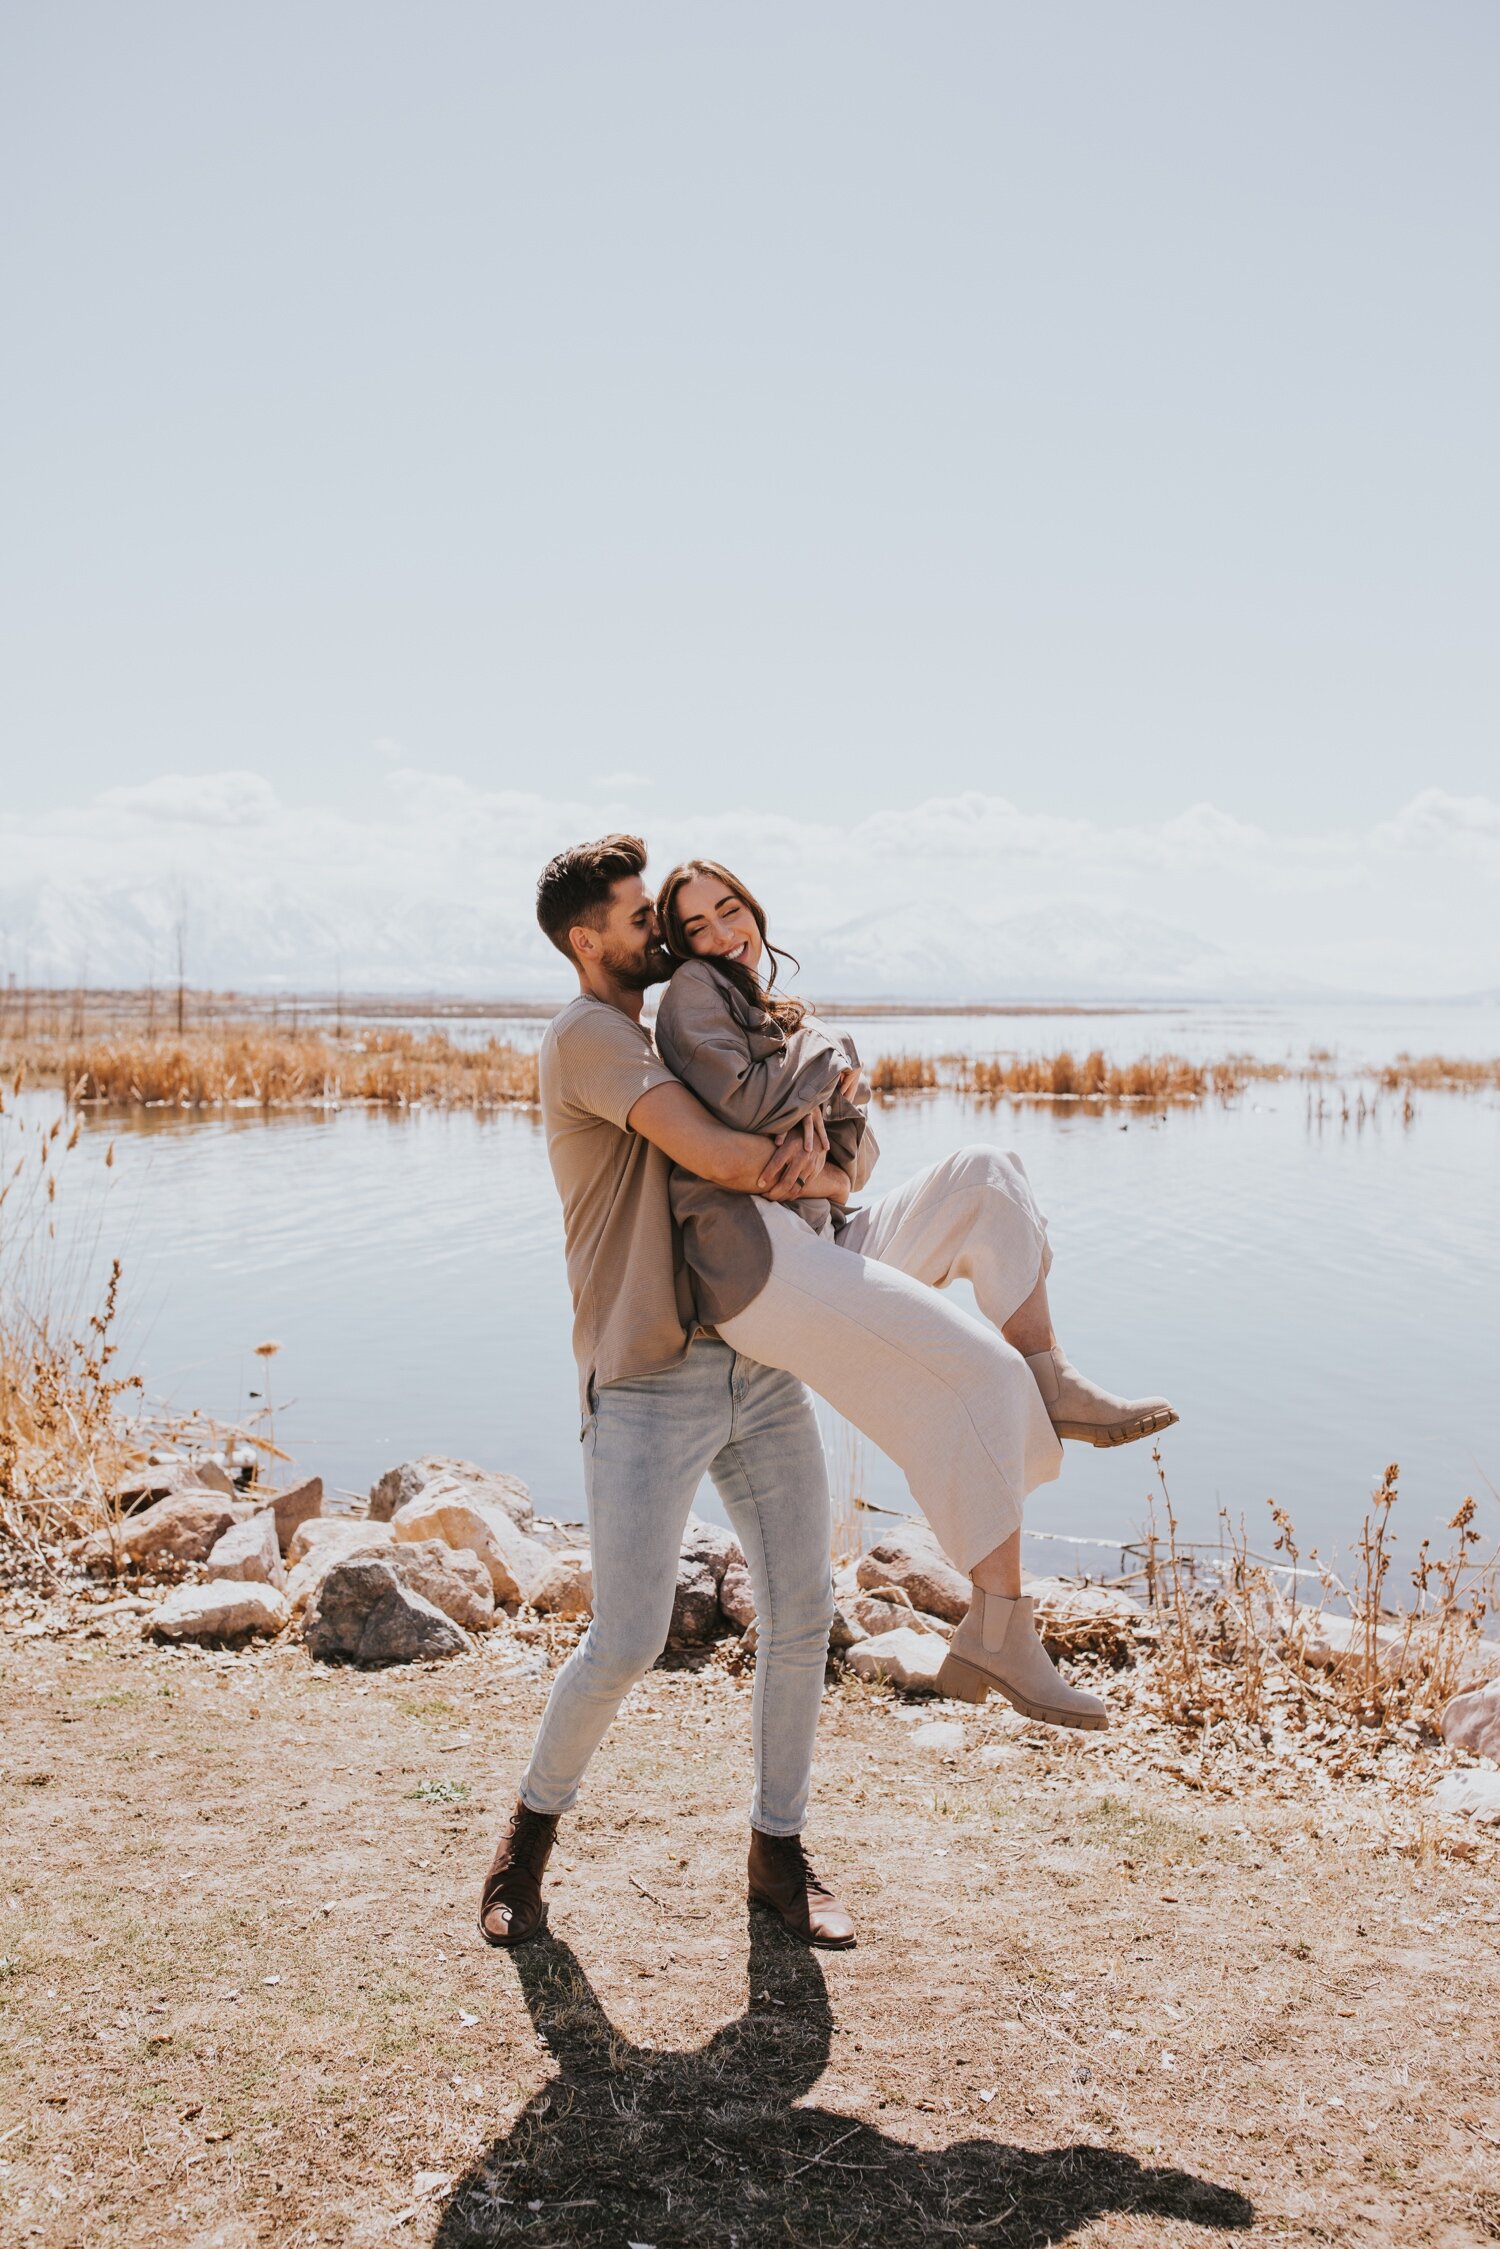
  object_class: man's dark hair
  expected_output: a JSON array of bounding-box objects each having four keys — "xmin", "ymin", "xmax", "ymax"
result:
[{"xmin": 536, "ymin": 833, "xmax": 648, "ymax": 960}]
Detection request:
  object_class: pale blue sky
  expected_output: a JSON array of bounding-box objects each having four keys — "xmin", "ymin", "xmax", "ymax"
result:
[{"xmin": 3, "ymin": 1, "xmax": 1497, "ymax": 832}]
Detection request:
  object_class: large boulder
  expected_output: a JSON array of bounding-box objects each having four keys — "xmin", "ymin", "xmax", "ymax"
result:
[
  {"xmin": 856, "ymin": 1530, "xmax": 971, "ymax": 1625},
  {"xmin": 257, "ymin": 1476, "xmax": 323, "ymax": 1558},
  {"xmin": 284, "ymin": 1522, "xmax": 396, "ymax": 1611},
  {"xmin": 844, "ymin": 1625, "xmax": 950, "ymax": 1694},
  {"xmin": 148, "ymin": 1580, "xmax": 289, "ymax": 1642},
  {"xmin": 303, "ymin": 1554, "xmax": 469, "ymax": 1665},
  {"xmin": 81, "ymin": 1489, "xmax": 237, "ymax": 1576},
  {"xmin": 391, "ymin": 1487, "xmax": 557, "ymax": 1607},
  {"xmin": 382, "ymin": 1540, "xmax": 495, "ymax": 1632},
  {"xmin": 369, "ymin": 1457, "xmax": 534, "ymax": 1531},
  {"xmin": 206, "ymin": 1511, "xmax": 285, "ymax": 1590},
  {"xmin": 1441, "ymin": 1675, "xmax": 1500, "ymax": 1762}
]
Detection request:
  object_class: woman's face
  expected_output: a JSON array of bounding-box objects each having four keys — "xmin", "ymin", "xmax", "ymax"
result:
[{"xmin": 671, "ymin": 873, "xmax": 763, "ymax": 973}]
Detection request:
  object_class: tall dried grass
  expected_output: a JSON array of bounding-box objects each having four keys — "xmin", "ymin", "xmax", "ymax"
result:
[
  {"xmin": 867, "ymin": 1044, "xmax": 1499, "ymax": 1107},
  {"xmin": 4, "ymin": 1026, "xmax": 539, "ymax": 1111},
  {"xmin": 1142, "ymin": 1451, "xmax": 1492, "ymax": 1747},
  {"xmin": 0, "ymin": 1081, "xmax": 140, "ymax": 1556}
]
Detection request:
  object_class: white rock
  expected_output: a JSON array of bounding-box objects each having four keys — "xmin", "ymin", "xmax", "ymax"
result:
[
  {"xmin": 287, "ymin": 1517, "xmax": 395, "ymax": 1569},
  {"xmin": 912, "ymin": 1719, "xmax": 967, "ymax": 1753},
  {"xmin": 529, "ymin": 1547, "xmax": 593, "ymax": 1619},
  {"xmin": 256, "ymin": 1476, "xmax": 324, "ymax": 1558},
  {"xmin": 383, "ymin": 1540, "xmax": 496, "ymax": 1632},
  {"xmin": 206, "ymin": 1511, "xmax": 285, "ymax": 1589},
  {"xmin": 1431, "ymin": 1769, "xmax": 1500, "ymax": 1825},
  {"xmin": 1442, "ymin": 1674, "xmax": 1500, "ymax": 1762},
  {"xmin": 391, "ymin": 1487, "xmax": 558, "ymax": 1606},
  {"xmin": 680, "ymin": 1514, "xmax": 742, "ymax": 1584},
  {"xmin": 856, "ymin": 1531, "xmax": 971, "ymax": 1625},
  {"xmin": 148, "ymin": 1581, "xmax": 289, "ymax": 1642},
  {"xmin": 719, "ymin": 1555, "xmax": 757, "ymax": 1632},
  {"xmin": 369, "ymin": 1456, "xmax": 534, "ymax": 1530},
  {"xmin": 844, "ymin": 1625, "xmax": 950, "ymax": 1694},
  {"xmin": 1290, "ymin": 1611, "xmax": 1423, "ymax": 1678},
  {"xmin": 80, "ymin": 1489, "xmax": 238, "ymax": 1575},
  {"xmin": 1025, "ymin": 1576, "xmax": 1147, "ymax": 1658}
]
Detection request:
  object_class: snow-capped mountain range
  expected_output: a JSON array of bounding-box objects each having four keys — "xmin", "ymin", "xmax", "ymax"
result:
[{"xmin": 0, "ymin": 872, "xmax": 1323, "ymax": 1002}]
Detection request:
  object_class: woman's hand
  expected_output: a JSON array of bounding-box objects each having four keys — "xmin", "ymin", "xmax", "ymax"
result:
[
  {"xmin": 838, "ymin": 1065, "xmax": 864, "ymax": 1102},
  {"xmin": 759, "ymin": 1110, "xmax": 830, "ymax": 1197}
]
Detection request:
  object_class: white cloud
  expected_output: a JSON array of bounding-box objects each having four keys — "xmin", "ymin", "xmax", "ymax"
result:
[
  {"xmin": 0, "ymin": 772, "xmax": 1496, "ymax": 997},
  {"xmin": 88, "ymin": 770, "xmax": 281, "ymax": 828},
  {"xmin": 590, "ymin": 770, "xmax": 654, "ymax": 792}
]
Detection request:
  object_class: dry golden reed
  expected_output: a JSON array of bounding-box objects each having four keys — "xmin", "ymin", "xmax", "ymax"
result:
[
  {"xmin": 5, "ymin": 1025, "xmax": 539, "ymax": 1111},
  {"xmin": 1140, "ymin": 1451, "xmax": 1491, "ymax": 1748},
  {"xmin": 0, "ymin": 1082, "xmax": 140, "ymax": 1551},
  {"xmin": 871, "ymin": 1046, "xmax": 1276, "ymax": 1103}
]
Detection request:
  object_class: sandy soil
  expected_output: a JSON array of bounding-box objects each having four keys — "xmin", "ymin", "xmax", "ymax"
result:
[{"xmin": 1, "ymin": 1622, "xmax": 1497, "ymax": 2248}]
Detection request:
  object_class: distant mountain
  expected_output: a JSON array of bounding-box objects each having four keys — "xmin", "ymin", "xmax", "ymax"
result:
[
  {"xmin": 0, "ymin": 871, "xmax": 1344, "ymax": 1002},
  {"xmin": 793, "ymin": 902, "xmax": 1326, "ymax": 1002}
]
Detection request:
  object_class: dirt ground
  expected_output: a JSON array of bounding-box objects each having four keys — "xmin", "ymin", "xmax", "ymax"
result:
[{"xmin": 2, "ymin": 1620, "xmax": 1498, "ymax": 2249}]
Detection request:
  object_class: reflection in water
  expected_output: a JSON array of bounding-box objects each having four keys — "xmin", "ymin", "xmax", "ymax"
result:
[
  {"xmin": 19, "ymin": 1018, "xmax": 1500, "ymax": 1568},
  {"xmin": 434, "ymin": 1917, "xmax": 1253, "ymax": 2248}
]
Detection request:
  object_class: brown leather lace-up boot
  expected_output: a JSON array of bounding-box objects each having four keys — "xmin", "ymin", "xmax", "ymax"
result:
[
  {"xmin": 748, "ymin": 1829, "xmax": 856, "ymax": 1949},
  {"xmin": 478, "ymin": 1800, "xmax": 559, "ymax": 1947}
]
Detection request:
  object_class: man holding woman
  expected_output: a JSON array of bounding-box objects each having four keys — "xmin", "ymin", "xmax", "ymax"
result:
[{"xmin": 479, "ymin": 835, "xmax": 1175, "ymax": 1954}]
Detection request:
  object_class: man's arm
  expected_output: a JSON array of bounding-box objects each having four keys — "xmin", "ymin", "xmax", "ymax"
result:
[{"xmin": 626, "ymin": 1081, "xmax": 838, "ymax": 1199}]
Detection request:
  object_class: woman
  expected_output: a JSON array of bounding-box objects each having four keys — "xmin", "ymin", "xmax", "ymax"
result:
[{"xmin": 653, "ymin": 858, "xmax": 1178, "ymax": 1730}]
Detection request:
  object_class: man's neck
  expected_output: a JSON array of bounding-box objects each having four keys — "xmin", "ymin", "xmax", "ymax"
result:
[{"xmin": 576, "ymin": 968, "xmax": 645, "ymax": 1024}]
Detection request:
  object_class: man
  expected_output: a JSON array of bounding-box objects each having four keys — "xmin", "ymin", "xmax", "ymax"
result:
[{"xmin": 478, "ymin": 835, "xmax": 857, "ymax": 1950}]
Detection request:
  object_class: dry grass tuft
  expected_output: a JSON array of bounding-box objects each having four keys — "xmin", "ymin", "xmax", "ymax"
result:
[{"xmin": 1138, "ymin": 1453, "xmax": 1493, "ymax": 1770}]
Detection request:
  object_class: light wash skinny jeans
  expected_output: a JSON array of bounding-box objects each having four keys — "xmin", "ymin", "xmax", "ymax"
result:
[{"xmin": 520, "ymin": 1339, "xmax": 833, "ymax": 1836}]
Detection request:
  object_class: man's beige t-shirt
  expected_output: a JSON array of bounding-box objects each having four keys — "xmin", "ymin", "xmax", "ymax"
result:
[{"xmin": 539, "ymin": 994, "xmax": 702, "ymax": 1409}]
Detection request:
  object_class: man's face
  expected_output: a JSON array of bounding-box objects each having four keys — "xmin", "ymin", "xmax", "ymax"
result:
[{"xmin": 590, "ymin": 875, "xmax": 671, "ymax": 990}]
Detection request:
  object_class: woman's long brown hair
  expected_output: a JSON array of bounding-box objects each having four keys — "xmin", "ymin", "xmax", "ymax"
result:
[{"xmin": 656, "ymin": 859, "xmax": 807, "ymax": 1031}]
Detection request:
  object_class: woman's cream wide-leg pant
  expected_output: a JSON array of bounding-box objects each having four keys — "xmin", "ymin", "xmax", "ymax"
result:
[{"xmin": 716, "ymin": 1144, "xmax": 1063, "ymax": 1572}]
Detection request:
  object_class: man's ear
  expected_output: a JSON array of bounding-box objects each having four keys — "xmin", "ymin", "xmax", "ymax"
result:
[{"xmin": 569, "ymin": 923, "xmax": 600, "ymax": 966}]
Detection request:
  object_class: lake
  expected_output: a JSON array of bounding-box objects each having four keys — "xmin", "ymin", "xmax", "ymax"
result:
[{"xmin": 19, "ymin": 998, "xmax": 1500, "ymax": 1581}]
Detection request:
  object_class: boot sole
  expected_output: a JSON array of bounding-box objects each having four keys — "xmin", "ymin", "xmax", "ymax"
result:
[
  {"xmin": 748, "ymin": 1889, "xmax": 857, "ymax": 1949},
  {"xmin": 935, "ymin": 1652, "xmax": 1109, "ymax": 1731},
  {"xmin": 1055, "ymin": 1408, "xmax": 1178, "ymax": 1448}
]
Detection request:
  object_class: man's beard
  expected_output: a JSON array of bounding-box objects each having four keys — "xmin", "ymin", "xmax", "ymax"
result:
[{"xmin": 603, "ymin": 938, "xmax": 671, "ymax": 992}]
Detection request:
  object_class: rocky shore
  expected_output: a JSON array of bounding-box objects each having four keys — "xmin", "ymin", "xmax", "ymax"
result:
[{"xmin": 7, "ymin": 1447, "xmax": 1491, "ymax": 1844}]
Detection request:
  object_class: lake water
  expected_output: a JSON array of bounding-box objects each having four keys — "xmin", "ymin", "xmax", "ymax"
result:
[{"xmin": 17, "ymin": 998, "xmax": 1500, "ymax": 1581}]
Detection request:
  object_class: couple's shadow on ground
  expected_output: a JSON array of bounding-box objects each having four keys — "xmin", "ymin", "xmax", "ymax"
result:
[{"xmin": 434, "ymin": 1912, "xmax": 1253, "ymax": 2247}]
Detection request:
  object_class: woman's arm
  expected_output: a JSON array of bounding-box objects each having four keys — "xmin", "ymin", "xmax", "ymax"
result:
[
  {"xmin": 655, "ymin": 963, "xmax": 847, "ymax": 1137},
  {"xmin": 626, "ymin": 1081, "xmax": 835, "ymax": 1199}
]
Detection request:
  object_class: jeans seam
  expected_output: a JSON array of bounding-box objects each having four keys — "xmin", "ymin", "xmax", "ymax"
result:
[{"xmin": 716, "ymin": 1434, "xmax": 782, "ymax": 1828}]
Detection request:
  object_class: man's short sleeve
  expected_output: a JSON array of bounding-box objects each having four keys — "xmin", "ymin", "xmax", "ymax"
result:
[{"xmin": 555, "ymin": 1007, "xmax": 677, "ymax": 1131}]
